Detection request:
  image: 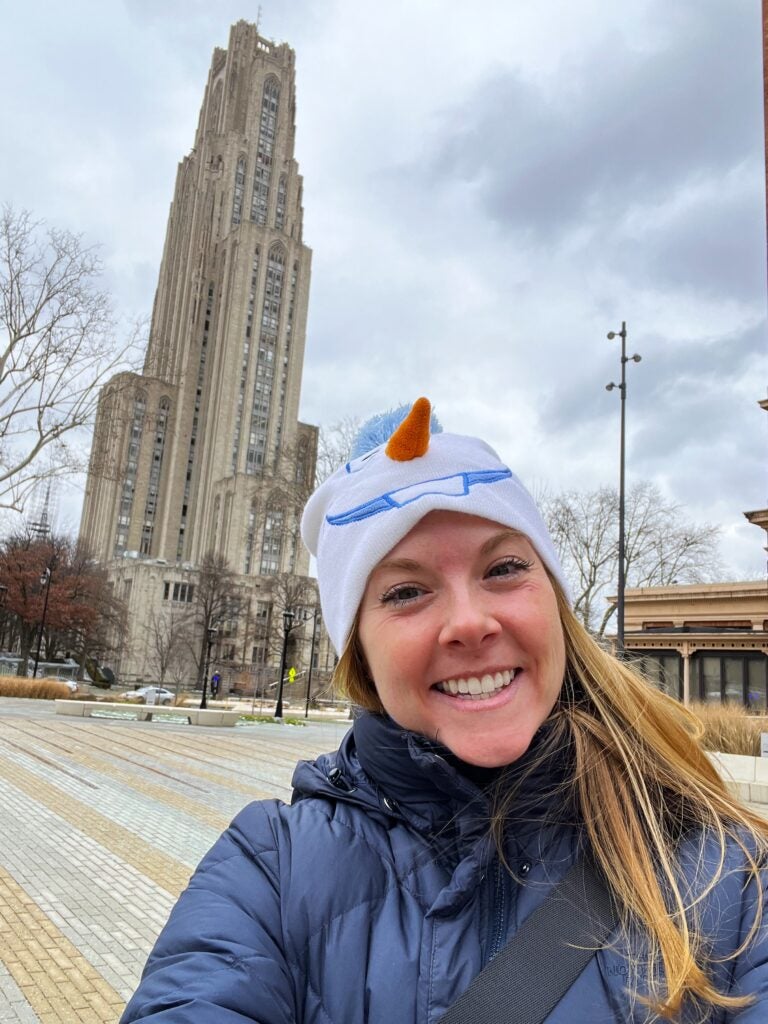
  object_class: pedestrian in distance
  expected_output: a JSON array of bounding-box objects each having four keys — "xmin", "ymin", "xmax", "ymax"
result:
[{"xmin": 121, "ymin": 397, "xmax": 768, "ymax": 1023}]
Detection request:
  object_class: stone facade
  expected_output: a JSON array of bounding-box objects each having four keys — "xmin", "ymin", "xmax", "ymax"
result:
[{"xmin": 79, "ymin": 22, "xmax": 335, "ymax": 699}]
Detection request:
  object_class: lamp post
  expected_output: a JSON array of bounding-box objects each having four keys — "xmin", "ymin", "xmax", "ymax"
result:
[
  {"xmin": 274, "ymin": 607, "xmax": 294, "ymax": 719},
  {"xmin": 605, "ymin": 321, "xmax": 642, "ymax": 653},
  {"xmin": 32, "ymin": 565, "xmax": 53, "ymax": 679},
  {"xmin": 199, "ymin": 625, "xmax": 219, "ymax": 709},
  {"xmin": 304, "ymin": 608, "xmax": 320, "ymax": 719}
]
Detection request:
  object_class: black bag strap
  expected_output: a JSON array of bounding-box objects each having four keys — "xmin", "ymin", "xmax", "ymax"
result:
[{"xmin": 438, "ymin": 856, "xmax": 618, "ymax": 1024}]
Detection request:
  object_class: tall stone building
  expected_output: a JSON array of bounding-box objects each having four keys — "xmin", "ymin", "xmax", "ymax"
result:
[{"xmin": 79, "ymin": 22, "xmax": 335, "ymax": 695}]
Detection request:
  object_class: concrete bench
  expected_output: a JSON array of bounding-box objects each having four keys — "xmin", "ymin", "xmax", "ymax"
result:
[{"xmin": 55, "ymin": 700, "xmax": 240, "ymax": 727}]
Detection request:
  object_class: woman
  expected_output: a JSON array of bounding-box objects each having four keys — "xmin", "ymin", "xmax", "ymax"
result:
[{"xmin": 121, "ymin": 398, "xmax": 768, "ymax": 1023}]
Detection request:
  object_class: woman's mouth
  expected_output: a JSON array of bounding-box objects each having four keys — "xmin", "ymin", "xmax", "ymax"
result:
[{"xmin": 433, "ymin": 668, "xmax": 519, "ymax": 700}]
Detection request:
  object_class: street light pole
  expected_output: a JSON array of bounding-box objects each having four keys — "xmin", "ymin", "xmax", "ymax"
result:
[
  {"xmin": 274, "ymin": 608, "xmax": 294, "ymax": 719},
  {"xmin": 606, "ymin": 321, "xmax": 642, "ymax": 653},
  {"xmin": 200, "ymin": 625, "xmax": 218, "ymax": 709},
  {"xmin": 304, "ymin": 608, "xmax": 319, "ymax": 719},
  {"xmin": 32, "ymin": 565, "xmax": 53, "ymax": 679}
]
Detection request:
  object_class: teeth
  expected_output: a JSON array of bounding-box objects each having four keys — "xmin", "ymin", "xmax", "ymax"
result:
[{"xmin": 436, "ymin": 668, "xmax": 517, "ymax": 699}]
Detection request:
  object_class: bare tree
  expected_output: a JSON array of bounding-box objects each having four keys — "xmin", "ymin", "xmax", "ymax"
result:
[
  {"xmin": 266, "ymin": 572, "xmax": 318, "ymax": 663},
  {"xmin": 540, "ymin": 481, "xmax": 724, "ymax": 636},
  {"xmin": 146, "ymin": 606, "xmax": 192, "ymax": 687},
  {"xmin": 191, "ymin": 551, "xmax": 241, "ymax": 688},
  {"xmin": 0, "ymin": 205, "xmax": 139, "ymax": 512},
  {"xmin": 315, "ymin": 415, "xmax": 361, "ymax": 484}
]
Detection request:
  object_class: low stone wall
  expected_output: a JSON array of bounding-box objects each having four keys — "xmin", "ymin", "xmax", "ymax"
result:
[
  {"xmin": 54, "ymin": 700, "xmax": 240, "ymax": 727},
  {"xmin": 709, "ymin": 752, "xmax": 768, "ymax": 805}
]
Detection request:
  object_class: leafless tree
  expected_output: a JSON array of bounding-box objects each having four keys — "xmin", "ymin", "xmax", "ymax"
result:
[
  {"xmin": 315, "ymin": 415, "xmax": 361, "ymax": 484},
  {"xmin": 266, "ymin": 572, "xmax": 318, "ymax": 664},
  {"xmin": 0, "ymin": 205, "xmax": 140, "ymax": 512},
  {"xmin": 540, "ymin": 481, "xmax": 724, "ymax": 636},
  {"xmin": 191, "ymin": 551, "xmax": 241, "ymax": 688},
  {"xmin": 146, "ymin": 606, "xmax": 192, "ymax": 687}
]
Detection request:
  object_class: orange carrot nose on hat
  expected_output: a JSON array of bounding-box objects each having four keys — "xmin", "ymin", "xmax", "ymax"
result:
[{"xmin": 301, "ymin": 398, "xmax": 570, "ymax": 653}]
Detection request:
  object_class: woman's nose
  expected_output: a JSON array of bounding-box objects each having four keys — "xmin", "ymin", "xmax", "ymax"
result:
[{"xmin": 438, "ymin": 591, "xmax": 502, "ymax": 649}]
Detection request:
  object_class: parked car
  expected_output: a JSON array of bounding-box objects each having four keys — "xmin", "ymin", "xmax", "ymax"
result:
[{"xmin": 122, "ymin": 686, "xmax": 175, "ymax": 705}]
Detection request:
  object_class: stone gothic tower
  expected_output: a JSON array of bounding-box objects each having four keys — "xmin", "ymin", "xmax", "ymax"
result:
[
  {"xmin": 81, "ymin": 21, "xmax": 316, "ymax": 579},
  {"xmin": 78, "ymin": 23, "xmax": 332, "ymax": 688}
]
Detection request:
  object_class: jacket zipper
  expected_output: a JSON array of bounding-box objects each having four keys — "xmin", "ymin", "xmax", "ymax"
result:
[{"xmin": 486, "ymin": 859, "xmax": 508, "ymax": 964}]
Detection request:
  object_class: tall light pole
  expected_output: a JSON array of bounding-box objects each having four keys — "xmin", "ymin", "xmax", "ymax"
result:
[
  {"xmin": 304, "ymin": 608, "xmax": 320, "ymax": 719},
  {"xmin": 32, "ymin": 565, "xmax": 53, "ymax": 679},
  {"xmin": 200, "ymin": 625, "xmax": 219, "ymax": 709},
  {"xmin": 274, "ymin": 608, "xmax": 294, "ymax": 719},
  {"xmin": 605, "ymin": 321, "xmax": 642, "ymax": 653}
]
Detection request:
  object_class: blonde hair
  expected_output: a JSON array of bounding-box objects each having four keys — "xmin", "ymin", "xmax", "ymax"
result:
[{"xmin": 333, "ymin": 582, "xmax": 768, "ymax": 1020}]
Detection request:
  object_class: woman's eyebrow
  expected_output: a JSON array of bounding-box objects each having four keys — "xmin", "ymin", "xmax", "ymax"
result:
[
  {"xmin": 373, "ymin": 557, "xmax": 424, "ymax": 574},
  {"xmin": 480, "ymin": 529, "xmax": 525, "ymax": 556}
]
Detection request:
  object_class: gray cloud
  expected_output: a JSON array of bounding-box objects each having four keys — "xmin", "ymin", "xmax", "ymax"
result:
[{"xmin": 421, "ymin": 0, "xmax": 762, "ymax": 240}]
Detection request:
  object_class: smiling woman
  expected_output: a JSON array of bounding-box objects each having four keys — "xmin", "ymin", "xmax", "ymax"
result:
[
  {"xmin": 121, "ymin": 399, "xmax": 768, "ymax": 1024},
  {"xmin": 357, "ymin": 513, "xmax": 565, "ymax": 767}
]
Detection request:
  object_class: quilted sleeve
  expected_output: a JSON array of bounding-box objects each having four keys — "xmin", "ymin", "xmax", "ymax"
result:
[
  {"xmin": 120, "ymin": 801, "xmax": 295, "ymax": 1024},
  {"xmin": 721, "ymin": 855, "xmax": 768, "ymax": 1020}
]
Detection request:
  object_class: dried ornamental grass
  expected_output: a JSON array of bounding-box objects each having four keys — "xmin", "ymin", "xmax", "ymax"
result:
[
  {"xmin": 689, "ymin": 701, "xmax": 767, "ymax": 757},
  {"xmin": 0, "ymin": 677, "xmax": 74, "ymax": 700}
]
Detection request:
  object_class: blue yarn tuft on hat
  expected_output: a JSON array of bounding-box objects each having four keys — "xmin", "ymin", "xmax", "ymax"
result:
[{"xmin": 350, "ymin": 404, "xmax": 443, "ymax": 459}]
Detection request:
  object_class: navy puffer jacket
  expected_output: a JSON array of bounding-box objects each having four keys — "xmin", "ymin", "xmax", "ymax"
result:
[{"xmin": 121, "ymin": 713, "xmax": 768, "ymax": 1023}]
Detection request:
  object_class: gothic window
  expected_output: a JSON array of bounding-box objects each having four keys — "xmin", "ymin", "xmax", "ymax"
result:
[
  {"xmin": 243, "ymin": 498, "xmax": 258, "ymax": 574},
  {"xmin": 232, "ymin": 155, "xmax": 246, "ymax": 225},
  {"xmin": 295, "ymin": 438, "xmax": 309, "ymax": 485},
  {"xmin": 114, "ymin": 391, "xmax": 146, "ymax": 555},
  {"xmin": 232, "ymin": 248, "xmax": 261, "ymax": 472},
  {"xmin": 179, "ymin": 284, "xmax": 215, "ymax": 559},
  {"xmin": 250, "ymin": 77, "xmax": 280, "ymax": 225},
  {"xmin": 246, "ymin": 245, "xmax": 285, "ymax": 473},
  {"xmin": 275, "ymin": 175, "xmax": 287, "ymax": 230},
  {"xmin": 140, "ymin": 397, "xmax": 170, "ymax": 555},
  {"xmin": 259, "ymin": 506, "xmax": 283, "ymax": 575}
]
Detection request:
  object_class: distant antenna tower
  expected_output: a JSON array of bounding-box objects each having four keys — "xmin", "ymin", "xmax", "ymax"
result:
[
  {"xmin": 256, "ymin": 5, "xmax": 262, "ymax": 33},
  {"xmin": 28, "ymin": 480, "xmax": 56, "ymax": 539}
]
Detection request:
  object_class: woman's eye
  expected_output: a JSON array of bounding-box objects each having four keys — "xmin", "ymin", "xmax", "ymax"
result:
[
  {"xmin": 380, "ymin": 584, "xmax": 424, "ymax": 606},
  {"xmin": 486, "ymin": 557, "xmax": 533, "ymax": 579}
]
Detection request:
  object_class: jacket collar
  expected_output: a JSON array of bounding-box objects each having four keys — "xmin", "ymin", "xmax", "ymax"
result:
[{"xmin": 293, "ymin": 711, "xmax": 575, "ymax": 844}]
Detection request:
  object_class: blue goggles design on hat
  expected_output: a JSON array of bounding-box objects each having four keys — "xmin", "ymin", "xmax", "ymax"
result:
[{"xmin": 326, "ymin": 468, "xmax": 513, "ymax": 526}]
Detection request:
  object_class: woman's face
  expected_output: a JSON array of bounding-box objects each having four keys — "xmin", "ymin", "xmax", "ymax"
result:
[{"xmin": 358, "ymin": 510, "xmax": 566, "ymax": 767}]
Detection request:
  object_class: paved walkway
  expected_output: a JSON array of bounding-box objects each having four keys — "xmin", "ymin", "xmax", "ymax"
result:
[{"xmin": 0, "ymin": 699, "xmax": 350, "ymax": 1024}]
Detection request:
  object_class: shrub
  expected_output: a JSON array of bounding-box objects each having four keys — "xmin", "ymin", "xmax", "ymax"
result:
[
  {"xmin": 689, "ymin": 701, "xmax": 768, "ymax": 757},
  {"xmin": 0, "ymin": 677, "xmax": 73, "ymax": 700}
]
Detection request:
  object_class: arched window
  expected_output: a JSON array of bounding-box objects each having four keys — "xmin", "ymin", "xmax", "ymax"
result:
[
  {"xmin": 232, "ymin": 247, "xmax": 261, "ymax": 472},
  {"xmin": 178, "ymin": 285, "xmax": 215, "ymax": 559},
  {"xmin": 295, "ymin": 438, "xmax": 309, "ymax": 485},
  {"xmin": 246, "ymin": 245, "xmax": 285, "ymax": 473},
  {"xmin": 232, "ymin": 155, "xmax": 246, "ymax": 225},
  {"xmin": 243, "ymin": 498, "xmax": 258, "ymax": 574},
  {"xmin": 114, "ymin": 391, "xmax": 146, "ymax": 554},
  {"xmin": 140, "ymin": 397, "xmax": 171, "ymax": 555},
  {"xmin": 259, "ymin": 503, "xmax": 283, "ymax": 575},
  {"xmin": 250, "ymin": 77, "xmax": 280, "ymax": 225},
  {"xmin": 275, "ymin": 175, "xmax": 287, "ymax": 230}
]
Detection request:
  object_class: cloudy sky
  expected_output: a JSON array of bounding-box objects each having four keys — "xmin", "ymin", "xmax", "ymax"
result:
[{"xmin": 1, "ymin": 0, "xmax": 766, "ymax": 577}]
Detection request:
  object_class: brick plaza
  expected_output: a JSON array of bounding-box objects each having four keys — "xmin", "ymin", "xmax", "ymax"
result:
[{"xmin": 0, "ymin": 699, "xmax": 349, "ymax": 1023}]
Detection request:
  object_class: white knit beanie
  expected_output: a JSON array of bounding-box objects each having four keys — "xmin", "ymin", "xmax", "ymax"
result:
[{"xmin": 301, "ymin": 399, "xmax": 570, "ymax": 653}]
